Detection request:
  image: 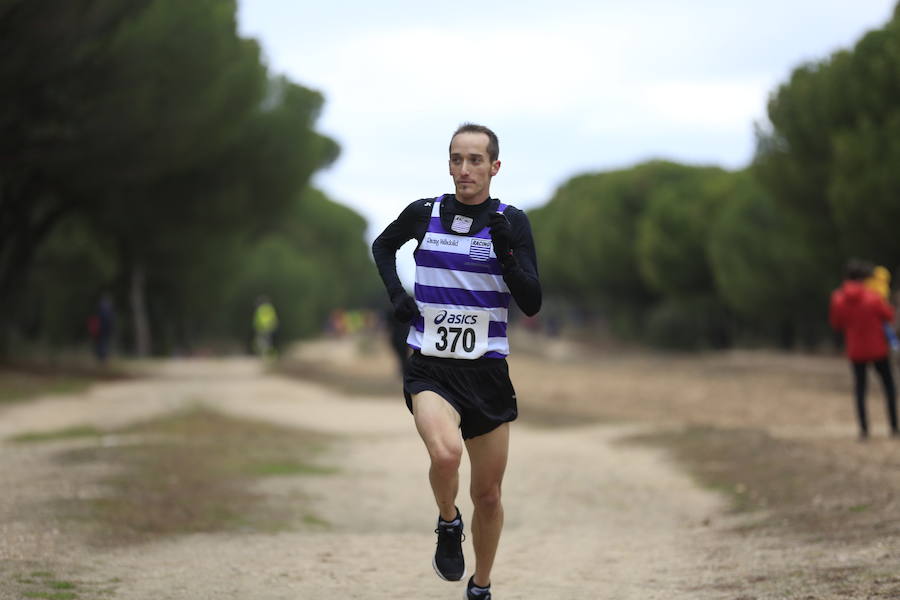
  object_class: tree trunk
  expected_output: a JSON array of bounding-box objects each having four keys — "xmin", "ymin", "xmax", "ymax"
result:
[
  {"xmin": 130, "ymin": 264, "xmax": 151, "ymax": 357},
  {"xmin": 778, "ymin": 319, "xmax": 795, "ymax": 350}
]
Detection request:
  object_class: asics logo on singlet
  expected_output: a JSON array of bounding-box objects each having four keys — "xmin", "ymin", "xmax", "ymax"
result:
[{"xmin": 434, "ymin": 310, "xmax": 478, "ymax": 325}]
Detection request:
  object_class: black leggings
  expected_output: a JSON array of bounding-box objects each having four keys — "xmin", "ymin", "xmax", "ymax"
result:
[{"xmin": 852, "ymin": 358, "xmax": 898, "ymax": 435}]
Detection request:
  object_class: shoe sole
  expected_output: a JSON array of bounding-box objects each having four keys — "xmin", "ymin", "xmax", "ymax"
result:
[{"xmin": 432, "ymin": 554, "xmax": 465, "ymax": 582}]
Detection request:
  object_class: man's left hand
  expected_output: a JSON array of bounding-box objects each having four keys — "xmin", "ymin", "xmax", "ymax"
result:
[{"xmin": 488, "ymin": 212, "xmax": 512, "ymax": 259}]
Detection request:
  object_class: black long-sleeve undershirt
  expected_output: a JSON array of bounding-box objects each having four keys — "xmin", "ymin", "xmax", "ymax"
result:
[{"xmin": 372, "ymin": 195, "xmax": 542, "ymax": 316}]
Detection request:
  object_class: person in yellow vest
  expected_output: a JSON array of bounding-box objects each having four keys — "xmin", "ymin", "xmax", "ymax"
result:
[
  {"xmin": 253, "ymin": 295, "xmax": 279, "ymax": 359},
  {"xmin": 865, "ymin": 265, "xmax": 900, "ymax": 352}
]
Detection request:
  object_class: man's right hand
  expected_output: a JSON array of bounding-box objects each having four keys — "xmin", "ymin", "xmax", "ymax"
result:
[{"xmin": 392, "ymin": 292, "xmax": 419, "ymax": 324}]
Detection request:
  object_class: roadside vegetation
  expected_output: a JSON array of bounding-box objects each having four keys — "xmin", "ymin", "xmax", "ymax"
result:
[{"xmin": 10, "ymin": 407, "xmax": 336, "ymax": 547}]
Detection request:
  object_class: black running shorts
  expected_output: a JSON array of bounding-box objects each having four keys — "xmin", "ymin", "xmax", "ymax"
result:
[{"xmin": 403, "ymin": 350, "xmax": 518, "ymax": 439}]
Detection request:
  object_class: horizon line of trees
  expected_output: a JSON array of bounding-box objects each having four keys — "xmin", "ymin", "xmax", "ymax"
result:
[
  {"xmin": 529, "ymin": 2, "xmax": 900, "ymax": 350},
  {"xmin": 6, "ymin": 1, "xmax": 900, "ymax": 357}
]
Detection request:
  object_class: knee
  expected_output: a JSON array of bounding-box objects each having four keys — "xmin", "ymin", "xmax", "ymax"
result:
[
  {"xmin": 430, "ymin": 444, "xmax": 462, "ymax": 474},
  {"xmin": 471, "ymin": 485, "xmax": 502, "ymax": 513}
]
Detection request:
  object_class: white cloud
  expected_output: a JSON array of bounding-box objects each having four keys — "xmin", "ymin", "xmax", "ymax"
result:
[
  {"xmin": 598, "ymin": 78, "xmax": 772, "ymax": 132},
  {"xmin": 309, "ymin": 24, "xmax": 618, "ymax": 120},
  {"xmin": 239, "ymin": 0, "xmax": 899, "ymax": 262}
]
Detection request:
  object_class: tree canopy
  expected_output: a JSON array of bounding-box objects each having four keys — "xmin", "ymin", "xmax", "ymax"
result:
[
  {"xmin": 1, "ymin": 0, "xmax": 379, "ymax": 356},
  {"xmin": 528, "ymin": 5, "xmax": 900, "ymax": 350}
]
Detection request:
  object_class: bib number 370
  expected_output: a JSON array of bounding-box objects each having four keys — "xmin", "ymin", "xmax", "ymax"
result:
[
  {"xmin": 421, "ymin": 307, "xmax": 489, "ymax": 360},
  {"xmin": 435, "ymin": 326, "xmax": 476, "ymax": 353}
]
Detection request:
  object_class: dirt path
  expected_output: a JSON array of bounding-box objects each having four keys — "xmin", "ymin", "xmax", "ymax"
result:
[{"xmin": 1, "ymin": 355, "xmax": 767, "ymax": 599}]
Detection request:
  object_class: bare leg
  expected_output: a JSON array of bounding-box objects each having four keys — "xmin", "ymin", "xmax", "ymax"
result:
[
  {"xmin": 465, "ymin": 423, "xmax": 509, "ymax": 588},
  {"xmin": 412, "ymin": 391, "xmax": 463, "ymax": 521}
]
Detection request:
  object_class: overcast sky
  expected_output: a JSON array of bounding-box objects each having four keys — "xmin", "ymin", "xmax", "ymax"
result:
[{"xmin": 237, "ymin": 1, "xmax": 896, "ymax": 287}]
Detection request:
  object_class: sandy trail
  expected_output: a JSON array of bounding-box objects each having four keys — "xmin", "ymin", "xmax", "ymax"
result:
[{"xmin": 0, "ymin": 357, "xmax": 745, "ymax": 599}]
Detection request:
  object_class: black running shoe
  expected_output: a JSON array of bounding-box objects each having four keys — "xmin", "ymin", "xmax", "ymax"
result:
[
  {"xmin": 433, "ymin": 509, "xmax": 465, "ymax": 581},
  {"xmin": 464, "ymin": 576, "xmax": 492, "ymax": 599}
]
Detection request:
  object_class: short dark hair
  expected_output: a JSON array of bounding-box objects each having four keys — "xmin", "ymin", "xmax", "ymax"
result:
[
  {"xmin": 845, "ymin": 258, "xmax": 874, "ymax": 281},
  {"xmin": 450, "ymin": 123, "xmax": 499, "ymax": 162}
]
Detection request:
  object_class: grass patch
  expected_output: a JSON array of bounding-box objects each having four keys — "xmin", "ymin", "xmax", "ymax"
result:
[
  {"xmin": 626, "ymin": 426, "xmax": 900, "ymax": 542},
  {"xmin": 54, "ymin": 407, "xmax": 335, "ymax": 546},
  {"xmin": 48, "ymin": 581, "xmax": 75, "ymax": 590},
  {"xmin": 23, "ymin": 592, "xmax": 77, "ymax": 600},
  {"xmin": 9, "ymin": 425, "xmax": 104, "ymax": 443},
  {"xmin": 302, "ymin": 513, "xmax": 329, "ymax": 527},
  {"xmin": 8, "ymin": 571, "xmax": 85, "ymax": 600},
  {"xmin": 0, "ymin": 361, "xmax": 131, "ymax": 404},
  {"xmin": 248, "ymin": 461, "xmax": 338, "ymax": 476},
  {"xmin": 627, "ymin": 426, "xmax": 900, "ymax": 598},
  {"xmin": 0, "ymin": 370, "xmax": 94, "ymax": 404}
]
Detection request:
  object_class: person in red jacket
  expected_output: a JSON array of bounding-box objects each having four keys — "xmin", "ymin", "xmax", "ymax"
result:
[{"xmin": 830, "ymin": 259, "xmax": 898, "ymax": 439}]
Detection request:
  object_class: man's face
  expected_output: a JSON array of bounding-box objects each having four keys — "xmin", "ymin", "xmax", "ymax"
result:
[{"xmin": 449, "ymin": 132, "xmax": 500, "ymax": 204}]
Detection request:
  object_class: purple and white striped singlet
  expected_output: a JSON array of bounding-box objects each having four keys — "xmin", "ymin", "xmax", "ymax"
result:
[{"xmin": 407, "ymin": 195, "xmax": 511, "ymax": 359}]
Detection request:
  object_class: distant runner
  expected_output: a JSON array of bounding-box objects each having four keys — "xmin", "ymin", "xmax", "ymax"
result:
[
  {"xmin": 253, "ymin": 295, "xmax": 279, "ymax": 359},
  {"xmin": 830, "ymin": 259, "xmax": 898, "ymax": 439},
  {"xmin": 372, "ymin": 123, "xmax": 542, "ymax": 599}
]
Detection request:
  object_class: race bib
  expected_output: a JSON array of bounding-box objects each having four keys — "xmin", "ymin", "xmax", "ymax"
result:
[{"xmin": 421, "ymin": 307, "xmax": 489, "ymax": 359}]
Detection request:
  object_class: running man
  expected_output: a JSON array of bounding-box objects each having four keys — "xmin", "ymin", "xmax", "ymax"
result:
[{"xmin": 372, "ymin": 123, "xmax": 541, "ymax": 599}]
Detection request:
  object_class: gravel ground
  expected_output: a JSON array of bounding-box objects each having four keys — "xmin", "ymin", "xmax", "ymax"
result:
[{"xmin": 1, "ymin": 339, "xmax": 897, "ymax": 599}]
